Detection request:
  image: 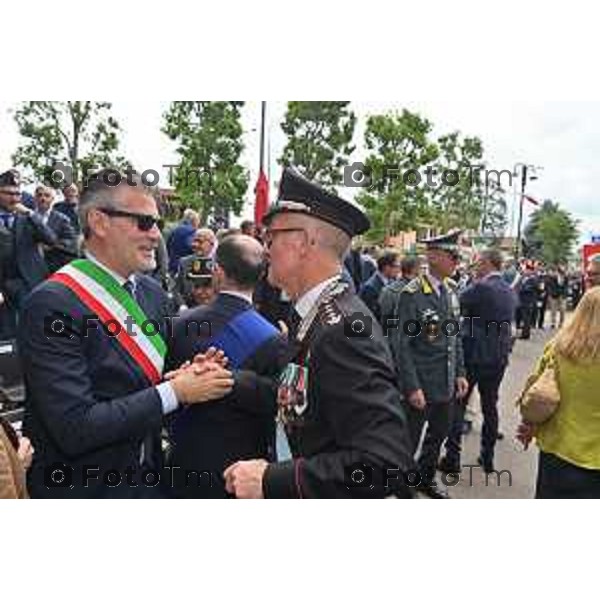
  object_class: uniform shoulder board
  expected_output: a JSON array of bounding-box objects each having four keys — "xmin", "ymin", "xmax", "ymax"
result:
[
  {"xmin": 402, "ymin": 278, "xmax": 421, "ymax": 294},
  {"xmin": 445, "ymin": 278, "xmax": 458, "ymax": 291},
  {"xmin": 387, "ymin": 279, "xmax": 405, "ymax": 294},
  {"xmin": 317, "ymin": 281, "xmax": 350, "ymax": 327},
  {"xmin": 318, "ymin": 298, "xmax": 344, "ymax": 327}
]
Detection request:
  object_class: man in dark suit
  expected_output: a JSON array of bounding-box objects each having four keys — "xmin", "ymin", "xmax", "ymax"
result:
[
  {"xmin": 167, "ymin": 234, "xmax": 288, "ymax": 498},
  {"xmin": 33, "ymin": 186, "xmax": 79, "ymax": 272},
  {"xmin": 223, "ymin": 166, "xmax": 414, "ymax": 499},
  {"xmin": 440, "ymin": 248, "xmax": 517, "ymax": 474},
  {"xmin": 20, "ymin": 169, "xmax": 234, "ymax": 498},
  {"xmin": 53, "ymin": 183, "xmax": 81, "ymax": 235},
  {"xmin": 516, "ymin": 262, "xmax": 538, "ymax": 339},
  {"xmin": 0, "ymin": 171, "xmax": 59, "ymax": 338},
  {"xmin": 359, "ymin": 252, "xmax": 400, "ymax": 322}
]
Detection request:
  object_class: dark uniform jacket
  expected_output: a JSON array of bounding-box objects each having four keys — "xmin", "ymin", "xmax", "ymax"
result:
[
  {"xmin": 166, "ymin": 293, "xmax": 289, "ymax": 498},
  {"xmin": 263, "ymin": 279, "xmax": 414, "ymax": 499},
  {"xmin": 379, "ymin": 276, "xmax": 414, "ymax": 337},
  {"xmin": 395, "ymin": 274, "xmax": 465, "ymax": 404},
  {"xmin": 20, "ymin": 274, "xmax": 172, "ymax": 498},
  {"xmin": 460, "ymin": 274, "xmax": 517, "ymax": 369}
]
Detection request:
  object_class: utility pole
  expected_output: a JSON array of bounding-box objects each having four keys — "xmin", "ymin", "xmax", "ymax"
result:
[
  {"xmin": 259, "ymin": 101, "xmax": 267, "ymax": 173},
  {"xmin": 515, "ymin": 165, "xmax": 528, "ymax": 259}
]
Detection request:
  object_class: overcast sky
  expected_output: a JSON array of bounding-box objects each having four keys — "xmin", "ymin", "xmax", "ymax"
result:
[{"xmin": 1, "ymin": 100, "xmax": 599, "ymax": 243}]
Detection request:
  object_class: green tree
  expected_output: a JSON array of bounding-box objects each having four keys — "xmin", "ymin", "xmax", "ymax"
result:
[
  {"xmin": 480, "ymin": 180, "xmax": 509, "ymax": 239},
  {"xmin": 163, "ymin": 101, "xmax": 248, "ymax": 225},
  {"xmin": 524, "ymin": 200, "xmax": 579, "ymax": 265},
  {"xmin": 279, "ymin": 101, "xmax": 356, "ymax": 188},
  {"xmin": 427, "ymin": 133, "xmax": 486, "ymax": 231},
  {"xmin": 12, "ymin": 101, "xmax": 124, "ymax": 186},
  {"xmin": 357, "ymin": 110, "xmax": 439, "ymax": 242}
]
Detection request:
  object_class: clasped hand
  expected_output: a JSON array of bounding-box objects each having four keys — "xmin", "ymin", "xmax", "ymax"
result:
[{"xmin": 166, "ymin": 347, "xmax": 234, "ymax": 405}]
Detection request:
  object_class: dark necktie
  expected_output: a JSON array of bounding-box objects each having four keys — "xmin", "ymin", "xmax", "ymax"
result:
[
  {"xmin": 287, "ymin": 307, "xmax": 302, "ymax": 339},
  {"xmin": 123, "ymin": 280, "xmax": 136, "ymax": 301}
]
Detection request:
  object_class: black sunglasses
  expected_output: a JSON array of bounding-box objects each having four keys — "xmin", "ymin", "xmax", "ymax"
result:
[{"xmin": 99, "ymin": 208, "xmax": 163, "ymax": 232}]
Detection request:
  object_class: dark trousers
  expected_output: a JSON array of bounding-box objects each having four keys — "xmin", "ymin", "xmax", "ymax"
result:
[
  {"xmin": 532, "ymin": 300, "xmax": 547, "ymax": 329},
  {"xmin": 406, "ymin": 400, "xmax": 452, "ymax": 485},
  {"xmin": 517, "ymin": 304, "xmax": 534, "ymax": 339},
  {"xmin": 536, "ymin": 452, "xmax": 600, "ymax": 499},
  {"xmin": 445, "ymin": 363, "xmax": 507, "ymax": 466}
]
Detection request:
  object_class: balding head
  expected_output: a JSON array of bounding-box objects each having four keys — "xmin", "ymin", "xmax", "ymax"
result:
[{"xmin": 214, "ymin": 234, "xmax": 266, "ymax": 292}]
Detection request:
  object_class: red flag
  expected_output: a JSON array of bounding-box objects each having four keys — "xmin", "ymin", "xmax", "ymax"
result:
[
  {"xmin": 522, "ymin": 194, "xmax": 540, "ymax": 206},
  {"xmin": 254, "ymin": 169, "xmax": 270, "ymax": 225}
]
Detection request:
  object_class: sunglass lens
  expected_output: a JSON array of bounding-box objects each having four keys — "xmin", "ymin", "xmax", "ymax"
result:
[{"xmin": 138, "ymin": 216, "xmax": 157, "ymax": 231}]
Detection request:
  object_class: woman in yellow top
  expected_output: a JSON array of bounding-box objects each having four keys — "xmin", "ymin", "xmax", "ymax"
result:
[{"xmin": 518, "ymin": 287, "xmax": 600, "ymax": 498}]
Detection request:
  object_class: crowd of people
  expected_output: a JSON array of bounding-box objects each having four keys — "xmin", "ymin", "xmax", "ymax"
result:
[{"xmin": 1, "ymin": 165, "xmax": 599, "ymax": 499}]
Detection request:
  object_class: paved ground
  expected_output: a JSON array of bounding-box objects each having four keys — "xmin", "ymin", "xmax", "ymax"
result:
[{"xmin": 446, "ymin": 327, "xmax": 554, "ymax": 499}]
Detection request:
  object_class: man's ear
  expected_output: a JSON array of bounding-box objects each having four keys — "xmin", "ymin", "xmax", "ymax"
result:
[{"xmin": 87, "ymin": 209, "xmax": 106, "ymax": 239}]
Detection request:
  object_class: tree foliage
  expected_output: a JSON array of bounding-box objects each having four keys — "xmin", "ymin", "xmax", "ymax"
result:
[
  {"xmin": 12, "ymin": 101, "xmax": 124, "ymax": 186},
  {"xmin": 279, "ymin": 101, "xmax": 356, "ymax": 188},
  {"xmin": 163, "ymin": 101, "xmax": 248, "ymax": 226},
  {"xmin": 357, "ymin": 110, "xmax": 438, "ymax": 241},
  {"xmin": 524, "ymin": 200, "xmax": 579, "ymax": 265},
  {"xmin": 356, "ymin": 109, "xmax": 508, "ymax": 243}
]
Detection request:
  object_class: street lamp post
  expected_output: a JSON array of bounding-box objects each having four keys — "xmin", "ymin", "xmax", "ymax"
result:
[{"xmin": 514, "ymin": 163, "xmax": 540, "ymax": 259}]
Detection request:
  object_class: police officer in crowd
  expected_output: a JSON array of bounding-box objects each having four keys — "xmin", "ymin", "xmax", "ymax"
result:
[
  {"xmin": 223, "ymin": 166, "xmax": 414, "ymax": 499},
  {"xmin": 395, "ymin": 230, "xmax": 468, "ymax": 498},
  {"xmin": 181, "ymin": 256, "xmax": 217, "ymax": 310}
]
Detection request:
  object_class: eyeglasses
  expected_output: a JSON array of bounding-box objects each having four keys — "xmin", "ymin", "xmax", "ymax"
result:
[
  {"xmin": 99, "ymin": 208, "xmax": 162, "ymax": 232},
  {"xmin": 0, "ymin": 190, "xmax": 20, "ymax": 198},
  {"xmin": 264, "ymin": 227, "xmax": 306, "ymax": 246}
]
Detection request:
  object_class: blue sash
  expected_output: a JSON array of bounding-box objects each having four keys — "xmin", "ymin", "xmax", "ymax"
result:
[{"xmin": 195, "ymin": 309, "xmax": 279, "ymax": 369}]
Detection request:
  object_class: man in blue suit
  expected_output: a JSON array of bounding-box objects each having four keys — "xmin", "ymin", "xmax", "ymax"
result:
[
  {"xmin": 359, "ymin": 252, "xmax": 400, "ymax": 322},
  {"xmin": 167, "ymin": 233, "xmax": 289, "ymax": 498},
  {"xmin": 0, "ymin": 170, "xmax": 59, "ymax": 338},
  {"xmin": 440, "ymin": 248, "xmax": 517, "ymax": 474},
  {"xmin": 20, "ymin": 169, "xmax": 234, "ymax": 498}
]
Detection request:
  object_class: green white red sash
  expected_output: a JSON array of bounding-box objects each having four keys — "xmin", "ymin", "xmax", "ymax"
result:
[{"xmin": 50, "ymin": 259, "xmax": 166, "ymax": 384}]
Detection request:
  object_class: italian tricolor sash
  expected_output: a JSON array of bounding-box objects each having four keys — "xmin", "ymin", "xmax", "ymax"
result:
[{"xmin": 50, "ymin": 259, "xmax": 166, "ymax": 384}]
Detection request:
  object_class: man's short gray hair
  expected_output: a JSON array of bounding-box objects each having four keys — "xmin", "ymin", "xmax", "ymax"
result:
[
  {"xmin": 313, "ymin": 220, "xmax": 352, "ymax": 261},
  {"xmin": 79, "ymin": 169, "xmax": 152, "ymax": 239}
]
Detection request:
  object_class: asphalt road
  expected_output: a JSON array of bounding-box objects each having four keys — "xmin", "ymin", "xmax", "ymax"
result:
[{"xmin": 444, "ymin": 328, "xmax": 553, "ymax": 499}]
